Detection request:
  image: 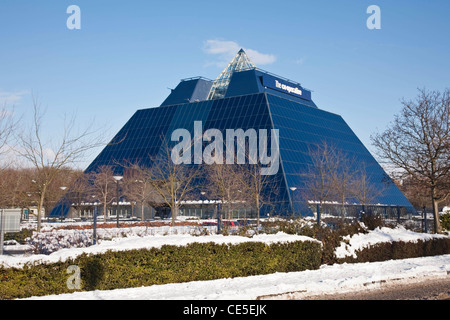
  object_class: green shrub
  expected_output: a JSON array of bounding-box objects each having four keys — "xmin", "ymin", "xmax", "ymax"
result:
[
  {"xmin": 5, "ymin": 229, "xmax": 34, "ymax": 244},
  {"xmin": 298, "ymin": 219, "xmax": 366, "ymax": 265},
  {"xmin": 0, "ymin": 239, "xmax": 321, "ymax": 300},
  {"xmin": 337, "ymin": 238, "xmax": 450, "ymax": 264},
  {"xmin": 440, "ymin": 213, "xmax": 450, "ymax": 231},
  {"xmin": 360, "ymin": 214, "xmax": 385, "ymax": 230}
]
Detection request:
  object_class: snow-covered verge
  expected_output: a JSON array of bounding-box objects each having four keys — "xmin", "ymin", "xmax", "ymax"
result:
[
  {"xmin": 23, "ymin": 254, "xmax": 450, "ymax": 300},
  {"xmin": 0, "ymin": 232, "xmax": 318, "ymax": 269},
  {"xmin": 335, "ymin": 226, "xmax": 449, "ymax": 259},
  {"xmin": 3, "ymin": 223, "xmax": 450, "ymax": 300},
  {"xmin": 25, "ymin": 224, "xmax": 215, "ymax": 255},
  {"xmin": 3, "ymin": 223, "xmax": 448, "ymax": 269}
]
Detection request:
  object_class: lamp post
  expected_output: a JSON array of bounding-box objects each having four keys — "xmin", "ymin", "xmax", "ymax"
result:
[
  {"xmin": 92, "ymin": 195, "xmax": 98, "ymax": 245},
  {"xmin": 60, "ymin": 186, "xmax": 67, "ymax": 222},
  {"xmin": 136, "ymin": 179, "xmax": 145, "ymax": 221},
  {"xmin": 200, "ymin": 191, "xmax": 206, "ymax": 219},
  {"xmin": 26, "ymin": 192, "xmax": 34, "ymax": 220},
  {"xmin": 289, "ymin": 187, "xmax": 297, "ymax": 216},
  {"xmin": 113, "ymin": 175, "xmax": 123, "ymax": 228}
]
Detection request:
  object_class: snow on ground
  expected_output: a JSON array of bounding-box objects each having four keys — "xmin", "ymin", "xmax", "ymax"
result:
[{"xmin": 24, "ymin": 254, "xmax": 450, "ymax": 300}]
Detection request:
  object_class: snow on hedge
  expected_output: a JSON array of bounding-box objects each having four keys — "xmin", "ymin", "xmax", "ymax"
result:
[
  {"xmin": 0, "ymin": 232, "xmax": 319, "ymax": 269},
  {"xmin": 26, "ymin": 254, "xmax": 450, "ymax": 300},
  {"xmin": 335, "ymin": 226, "xmax": 449, "ymax": 259},
  {"xmin": 26, "ymin": 224, "xmax": 213, "ymax": 255}
]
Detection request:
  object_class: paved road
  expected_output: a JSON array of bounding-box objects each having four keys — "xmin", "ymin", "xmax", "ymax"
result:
[{"xmin": 301, "ymin": 277, "xmax": 450, "ymax": 300}]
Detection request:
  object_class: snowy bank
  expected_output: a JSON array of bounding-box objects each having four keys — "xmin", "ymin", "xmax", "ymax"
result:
[
  {"xmin": 0, "ymin": 232, "xmax": 318, "ymax": 269},
  {"xmin": 335, "ymin": 226, "xmax": 448, "ymax": 259},
  {"xmin": 24, "ymin": 254, "xmax": 450, "ymax": 300}
]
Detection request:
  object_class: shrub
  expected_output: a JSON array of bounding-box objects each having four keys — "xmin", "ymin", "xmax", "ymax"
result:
[
  {"xmin": 360, "ymin": 214, "xmax": 385, "ymax": 230},
  {"xmin": 0, "ymin": 239, "xmax": 322, "ymax": 300},
  {"xmin": 295, "ymin": 219, "xmax": 366, "ymax": 265},
  {"xmin": 440, "ymin": 213, "xmax": 450, "ymax": 231},
  {"xmin": 4, "ymin": 229, "xmax": 34, "ymax": 244},
  {"xmin": 337, "ymin": 238, "xmax": 450, "ymax": 264}
]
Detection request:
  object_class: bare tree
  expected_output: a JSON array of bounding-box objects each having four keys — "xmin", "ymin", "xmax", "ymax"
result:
[
  {"xmin": 397, "ymin": 176, "xmax": 431, "ymax": 209},
  {"xmin": 329, "ymin": 150, "xmax": 358, "ymax": 218},
  {"xmin": 234, "ymin": 160, "xmax": 279, "ymax": 227},
  {"xmin": 302, "ymin": 142, "xmax": 337, "ymax": 216},
  {"xmin": 304, "ymin": 142, "xmax": 357, "ymax": 218},
  {"xmin": 242, "ymin": 164, "xmax": 267, "ymax": 226},
  {"xmin": 204, "ymin": 160, "xmax": 250, "ymax": 220},
  {"xmin": 0, "ymin": 166, "xmax": 32, "ymax": 208},
  {"xmin": 0, "ymin": 102, "xmax": 18, "ymax": 162},
  {"xmin": 225, "ymin": 134, "xmax": 280, "ymax": 226},
  {"xmin": 90, "ymin": 165, "xmax": 115, "ymax": 222},
  {"xmin": 303, "ymin": 142, "xmax": 386, "ymax": 219},
  {"xmin": 350, "ymin": 162, "xmax": 388, "ymax": 208},
  {"xmin": 147, "ymin": 138, "xmax": 200, "ymax": 225},
  {"xmin": 14, "ymin": 95, "xmax": 105, "ymax": 230},
  {"xmin": 122, "ymin": 163, "xmax": 161, "ymax": 221},
  {"xmin": 65, "ymin": 171, "xmax": 92, "ymax": 218},
  {"xmin": 371, "ymin": 88, "xmax": 450, "ymax": 233}
]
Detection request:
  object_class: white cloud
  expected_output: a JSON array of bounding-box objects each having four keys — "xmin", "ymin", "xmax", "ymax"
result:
[
  {"xmin": 203, "ymin": 39, "xmax": 240, "ymax": 56},
  {"xmin": 0, "ymin": 90, "xmax": 29, "ymax": 105},
  {"xmin": 203, "ymin": 39, "xmax": 276, "ymax": 66},
  {"xmin": 295, "ymin": 57, "xmax": 306, "ymax": 65},
  {"xmin": 245, "ymin": 48, "xmax": 277, "ymax": 65}
]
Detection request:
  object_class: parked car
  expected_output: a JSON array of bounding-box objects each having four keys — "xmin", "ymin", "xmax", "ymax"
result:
[
  {"xmin": 237, "ymin": 219, "xmax": 257, "ymax": 227},
  {"xmin": 201, "ymin": 221, "xmax": 217, "ymax": 226},
  {"xmin": 222, "ymin": 220, "xmax": 239, "ymax": 228}
]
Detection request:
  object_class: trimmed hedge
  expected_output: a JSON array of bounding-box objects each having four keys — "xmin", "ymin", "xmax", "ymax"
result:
[
  {"xmin": 337, "ymin": 238, "xmax": 450, "ymax": 264},
  {"xmin": 441, "ymin": 213, "xmax": 450, "ymax": 231},
  {"xmin": 0, "ymin": 240, "xmax": 322, "ymax": 300}
]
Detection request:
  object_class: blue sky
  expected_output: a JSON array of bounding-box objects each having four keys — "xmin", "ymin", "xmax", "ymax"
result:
[{"xmin": 1, "ymin": 0, "xmax": 449, "ymax": 169}]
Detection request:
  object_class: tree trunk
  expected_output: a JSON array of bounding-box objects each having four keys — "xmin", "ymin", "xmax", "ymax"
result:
[
  {"xmin": 103, "ymin": 202, "xmax": 107, "ymax": 223},
  {"xmin": 431, "ymin": 188, "xmax": 442, "ymax": 233},
  {"xmin": 255, "ymin": 194, "xmax": 260, "ymax": 228},
  {"xmin": 37, "ymin": 184, "xmax": 47, "ymax": 232},
  {"xmin": 37, "ymin": 197, "xmax": 44, "ymax": 232},
  {"xmin": 171, "ymin": 205, "xmax": 178, "ymax": 226},
  {"xmin": 171, "ymin": 191, "xmax": 177, "ymax": 226}
]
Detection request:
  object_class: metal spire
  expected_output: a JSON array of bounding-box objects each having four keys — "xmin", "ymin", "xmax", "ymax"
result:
[{"xmin": 207, "ymin": 49, "xmax": 255, "ymax": 100}]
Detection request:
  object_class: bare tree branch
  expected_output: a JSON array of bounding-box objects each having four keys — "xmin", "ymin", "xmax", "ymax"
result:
[
  {"xmin": 371, "ymin": 88, "xmax": 450, "ymax": 233},
  {"xmin": 13, "ymin": 95, "xmax": 107, "ymax": 231}
]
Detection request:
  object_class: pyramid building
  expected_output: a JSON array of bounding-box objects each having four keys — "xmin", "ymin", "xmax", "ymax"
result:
[{"xmin": 50, "ymin": 50, "xmax": 414, "ymax": 218}]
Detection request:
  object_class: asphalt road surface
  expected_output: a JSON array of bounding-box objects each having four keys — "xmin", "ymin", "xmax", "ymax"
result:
[{"xmin": 302, "ymin": 277, "xmax": 450, "ymax": 300}]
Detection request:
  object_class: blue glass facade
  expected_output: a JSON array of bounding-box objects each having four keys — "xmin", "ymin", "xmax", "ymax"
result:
[
  {"xmin": 50, "ymin": 62, "xmax": 414, "ymax": 218},
  {"xmin": 266, "ymin": 94, "xmax": 412, "ymax": 211}
]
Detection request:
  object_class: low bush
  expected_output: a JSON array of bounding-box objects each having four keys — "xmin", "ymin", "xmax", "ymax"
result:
[
  {"xmin": 337, "ymin": 237, "xmax": 450, "ymax": 264},
  {"xmin": 0, "ymin": 239, "xmax": 322, "ymax": 300},
  {"xmin": 4, "ymin": 229, "xmax": 34, "ymax": 245},
  {"xmin": 440, "ymin": 213, "xmax": 450, "ymax": 231},
  {"xmin": 273, "ymin": 218, "xmax": 366, "ymax": 265}
]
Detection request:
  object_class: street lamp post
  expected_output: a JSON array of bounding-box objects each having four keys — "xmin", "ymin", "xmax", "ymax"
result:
[
  {"xmin": 200, "ymin": 191, "xmax": 206, "ymax": 219},
  {"xmin": 113, "ymin": 175, "xmax": 123, "ymax": 228},
  {"xmin": 93, "ymin": 203, "xmax": 98, "ymax": 244},
  {"xmin": 289, "ymin": 187, "xmax": 297, "ymax": 216},
  {"xmin": 92, "ymin": 196, "xmax": 98, "ymax": 245},
  {"xmin": 59, "ymin": 186, "xmax": 67, "ymax": 222}
]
